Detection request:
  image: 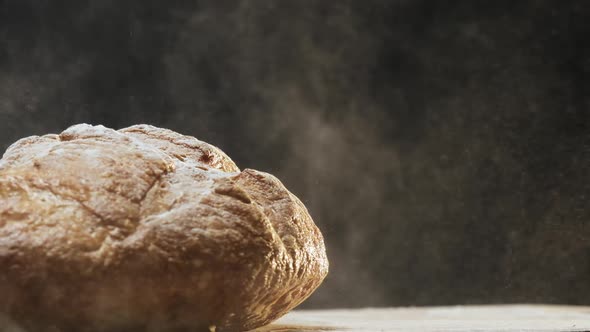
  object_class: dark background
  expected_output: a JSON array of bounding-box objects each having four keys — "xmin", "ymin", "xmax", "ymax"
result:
[{"xmin": 1, "ymin": 0, "xmax": 590, "ymax": 308}]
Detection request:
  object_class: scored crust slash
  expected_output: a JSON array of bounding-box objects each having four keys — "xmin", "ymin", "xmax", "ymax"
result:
[{"xmin": 0, "ymin": 124, "xmax": 329, "ymax": 332}]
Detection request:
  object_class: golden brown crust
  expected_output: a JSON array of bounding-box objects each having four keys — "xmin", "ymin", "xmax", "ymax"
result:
[{"xmin": 0, "ymin": 124, "xmax": 328, "ymax": 332}]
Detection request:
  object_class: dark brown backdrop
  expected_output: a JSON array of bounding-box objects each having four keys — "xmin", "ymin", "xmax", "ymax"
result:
[{"xmin": 1, "ymin": 0, "xmax": 590, "ymax": 308}]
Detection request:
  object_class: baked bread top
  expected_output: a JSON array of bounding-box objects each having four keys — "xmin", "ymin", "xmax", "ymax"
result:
[{"xmin": 0, "ymin": 124, "xmax": 328, "ymax": 332}]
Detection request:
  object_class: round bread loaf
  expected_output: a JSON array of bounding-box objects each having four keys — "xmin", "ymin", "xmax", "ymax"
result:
[{"xmin": 0, "ymin": 124, "xmax": 328, "ymax": 332}]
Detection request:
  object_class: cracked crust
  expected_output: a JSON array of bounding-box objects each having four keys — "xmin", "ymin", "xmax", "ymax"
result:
[{"xmin": 0, "ymin": 124, "xmax": 328, "ymax": 332}]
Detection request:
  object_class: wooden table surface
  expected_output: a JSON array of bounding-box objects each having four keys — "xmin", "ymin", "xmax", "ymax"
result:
[{"xmin": 254, "ymin": 305, "xmax": 590, "ymax": 332}]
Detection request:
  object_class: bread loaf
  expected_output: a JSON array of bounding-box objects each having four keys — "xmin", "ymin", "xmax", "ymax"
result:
[{"xmin": 0, "ymin": 124, "xmax": 328, "ymax": 332}]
